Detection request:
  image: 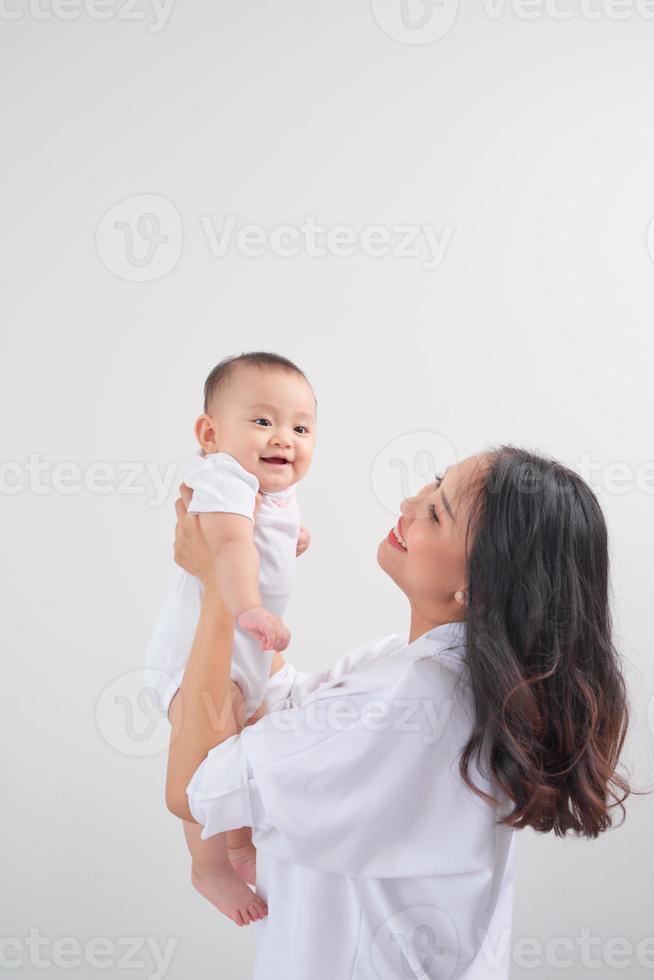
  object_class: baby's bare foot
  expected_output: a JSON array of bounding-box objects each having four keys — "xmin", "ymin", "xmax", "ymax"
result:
[
  {"xmin": 191, "ymin": 863, "xmax": 267, "ymax": 927},
  {"xmin": 228, "ymin": 841, "xmax": 258, "ymax": 886}
]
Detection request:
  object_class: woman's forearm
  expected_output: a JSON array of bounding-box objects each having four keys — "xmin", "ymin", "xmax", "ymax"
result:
[
  {"xmin": 214, "ymin": 539, "xmax": 262, "ymax": 616},
  {"xmin": 165, "ymin": 580, "xmax": 238, "ymax": 820},
  {"xmin": 197, "ymin": 512, "xmax": 262, "ymax": 616}
]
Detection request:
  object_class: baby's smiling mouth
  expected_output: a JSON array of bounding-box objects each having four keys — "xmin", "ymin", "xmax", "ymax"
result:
[{"xmin": 261, "ymin": 456, "xmax": 291, "ymax": 466}]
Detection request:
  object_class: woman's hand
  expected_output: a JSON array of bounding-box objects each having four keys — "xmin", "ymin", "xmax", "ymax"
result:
[{"xmin": 174, "ymin": 484, "xmax": 214, "ymax": 583}]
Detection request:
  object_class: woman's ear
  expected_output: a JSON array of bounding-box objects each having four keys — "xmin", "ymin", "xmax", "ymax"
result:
[{"xmin": 194, "ymin": 414, "xmax": 219, "ymax": 453}]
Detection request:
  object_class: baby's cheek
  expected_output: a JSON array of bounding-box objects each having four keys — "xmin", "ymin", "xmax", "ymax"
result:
[{"xmin": 295, "ymin": 455, "xmax": 312, "ymax": 477}]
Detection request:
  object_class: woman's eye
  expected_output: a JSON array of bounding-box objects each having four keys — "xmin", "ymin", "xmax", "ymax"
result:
[
  {"xmin": 428, "ymin": 503, "xmax": 440, "ymax": 524},
  {"xmin": 253, "ymin": 418, "xmax": 272, "ymax": 427},
  {"xmin": 433, "ymin": 472, "xmax": 443, "ymax": 487}
]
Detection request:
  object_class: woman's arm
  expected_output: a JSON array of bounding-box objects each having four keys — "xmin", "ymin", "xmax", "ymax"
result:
[
  {"xmin": 165, "ymin": 489, "xmax": 240, "ymax": 821},
  {"xmin": 197, "ymin": 511, "xmax": 262, "ymax": 617}
]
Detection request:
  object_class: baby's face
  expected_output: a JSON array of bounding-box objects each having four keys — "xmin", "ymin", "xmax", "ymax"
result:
[{"xmin": 203, "ymin": 367, "xmax": 316, "ymax": 493}]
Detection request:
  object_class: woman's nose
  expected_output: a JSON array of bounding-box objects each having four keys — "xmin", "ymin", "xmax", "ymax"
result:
[{"xmin": 400, "ymin": 496, "xmax": 417, "ymax": 518}]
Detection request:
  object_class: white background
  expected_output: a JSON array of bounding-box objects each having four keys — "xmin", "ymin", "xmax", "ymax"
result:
[{"xmin": 2, "ymin": 1, "xmax": 654, "ymax": 977}]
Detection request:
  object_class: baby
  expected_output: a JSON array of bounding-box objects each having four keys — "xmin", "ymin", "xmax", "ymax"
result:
[{"xmin": 145, "ymin": 350, "xmax": 316, "ymax": 926}]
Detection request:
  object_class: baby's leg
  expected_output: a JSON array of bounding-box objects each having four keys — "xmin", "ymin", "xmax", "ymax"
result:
[
  {"xmin": 168, "ymin": 688, "xmax": 267, "ymax": 927},
  {"xmin": 183, "ymin": 821, "xmax": 267, "ymax": 926},
  {"xmin": 226, "ymin": 693, "xmax": 268, "ymax": 886}
]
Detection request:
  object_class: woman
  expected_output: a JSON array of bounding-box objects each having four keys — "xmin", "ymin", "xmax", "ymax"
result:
[{"xmin": 165, "ymin": 445, "xmax": 633, "ymax": 980}]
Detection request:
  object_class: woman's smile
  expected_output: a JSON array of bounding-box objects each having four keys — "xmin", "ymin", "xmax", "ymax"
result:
[{"xmin": 387, "ymin": 521, "xmax": 408, "ymax": 552}]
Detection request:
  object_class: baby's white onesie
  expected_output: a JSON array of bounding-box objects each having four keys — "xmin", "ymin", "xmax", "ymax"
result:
[{"xmin": 144, "ymin": 452, "xmax": 301, "ymax": 720}]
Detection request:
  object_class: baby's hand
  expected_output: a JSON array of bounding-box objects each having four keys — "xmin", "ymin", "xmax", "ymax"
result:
[
  {"xmin": 238, "ymin": 606, "xmax": 290, "ymax": 653},
  {"xmin": 296, "ymin": 525, "xmax": 311, "ymax": 557}
]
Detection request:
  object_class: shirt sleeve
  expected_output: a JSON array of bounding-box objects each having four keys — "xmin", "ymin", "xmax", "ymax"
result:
[
  {"xmin": 185, "ymin": 732, "xmax": 254, "ymax": 838},
  {"xmin": 184, "ymin": 452, "xmax": 259, "ymax": 519},
  {"xmin": 186, "ymin": 657, "xmax": 499, "ymax": 879},
  {"xmin": 262, "ymin": 633, "xmax": 404, "ymax": 712}
]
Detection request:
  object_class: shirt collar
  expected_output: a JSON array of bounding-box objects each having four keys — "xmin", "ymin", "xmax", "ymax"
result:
[{"xmin": 404, "ymin": 619, "xmax": 467, "ymax": 664}]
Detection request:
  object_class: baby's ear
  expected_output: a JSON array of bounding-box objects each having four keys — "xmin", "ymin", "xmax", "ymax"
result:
[{"xmin": 194, "ymin": 414, "xmax": 219, "ymax": 452}]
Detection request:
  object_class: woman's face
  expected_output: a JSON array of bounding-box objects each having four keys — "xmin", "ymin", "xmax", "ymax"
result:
[{"xmin": 377, "ymin": 453, "xmax": 488, "ymax": 620}]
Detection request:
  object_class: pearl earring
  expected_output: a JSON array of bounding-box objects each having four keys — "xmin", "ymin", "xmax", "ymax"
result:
[{"xmin": 455, "ymin": 590, "xmax": 465, "ymax": 603}]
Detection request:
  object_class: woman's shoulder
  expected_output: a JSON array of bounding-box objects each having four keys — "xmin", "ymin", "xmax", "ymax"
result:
[
  {"xmin": 264, "ymin": 625, "xmax": 469, "ymax": 716},
  {"xmin": 294, "ymin": 632, "xmax": 468, "ymax": 718},
  {"xmin": 366, "ymin": 622, "xmax": 469, "ymax": 690}
]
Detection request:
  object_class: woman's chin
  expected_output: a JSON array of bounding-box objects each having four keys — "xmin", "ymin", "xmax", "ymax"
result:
[{"xmin": 377, "ymin": 539, "xmax": 396, "ymax": 578}]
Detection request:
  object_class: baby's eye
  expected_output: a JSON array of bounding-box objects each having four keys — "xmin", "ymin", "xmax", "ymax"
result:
[
  {"xmin": 253, "ymin": 418, "xmax": 272, "ymax": 427},
  {"xmin": 428, "ymin": 503, "xmax": 440, "ymax": 524},
  {"xmin": 294, "ymin": 425, "xmax": 309, "ymax": 434}
]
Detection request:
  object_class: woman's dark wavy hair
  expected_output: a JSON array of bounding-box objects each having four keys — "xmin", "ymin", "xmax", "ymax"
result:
[{"xmin": 457, "ymin": 445, "xmax": 646, "ymax": 838}]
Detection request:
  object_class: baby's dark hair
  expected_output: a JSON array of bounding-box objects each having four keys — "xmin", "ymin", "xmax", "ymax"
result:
[{"xmin": 203, "ymin": 351, "xmax": 314, "ymax": 414}]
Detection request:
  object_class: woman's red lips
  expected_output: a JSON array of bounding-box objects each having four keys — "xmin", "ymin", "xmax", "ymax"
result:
[{"xmin": 387, "ymin": 526, "xmax": 407, "ymax": 552}]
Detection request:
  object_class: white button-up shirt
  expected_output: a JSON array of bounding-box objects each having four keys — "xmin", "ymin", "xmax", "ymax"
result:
[{"xmin": 186, "ymin": 620, "xmax": 516, "ymax": 980}]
